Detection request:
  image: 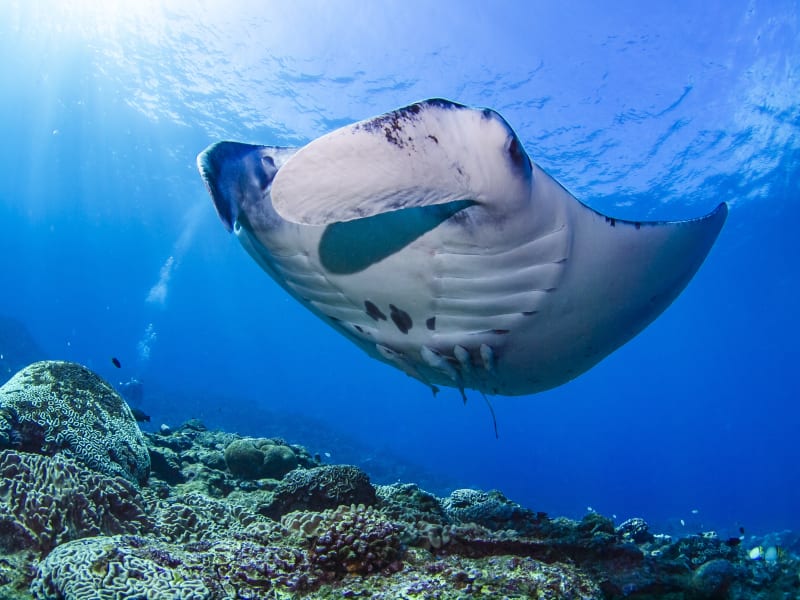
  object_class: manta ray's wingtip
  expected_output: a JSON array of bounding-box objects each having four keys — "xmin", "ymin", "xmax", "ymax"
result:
[{"xmin": 711, "ymin": 201, "xmax": 728, "ymax": 222}]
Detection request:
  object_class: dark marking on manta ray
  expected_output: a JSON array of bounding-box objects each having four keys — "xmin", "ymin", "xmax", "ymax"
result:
[
  {"xmin": 507, "ymin": 137, "xmax": 527, "ymax": 170},
  {"xmin": 364, "ymin": 300, "xmax": 387, "ymax": 321},
  {"xmin": 635, "ymin": 222, "xmax": 641, "ymax": 230},
  {"xmin": 606, "ymin": 217, "xmax": 616, "ymax": 227},
  {"xmin": 427, "ymin": 134, "xmax": 439, "ymax": 144},
  {"xmin": 389, "ymin": 304, "xmax": 413, "ymax": 334},
  {"xmin": 492, "ymin": 329, "xmax": 510, "ymax": 335},
  {"xmin": 426, "ymin": 317, "xmax": 436, "ymax": 331},
  {"xmin": 354, "ymin": 324, "xmax": 364, "ymax": 333},
  {"xmin": 358, "ymin": 103, "xmax": 432, "ymax": 149},
  {"xmin": 522, "ymin": 310, "xmax": 538, "ymax": 316}
]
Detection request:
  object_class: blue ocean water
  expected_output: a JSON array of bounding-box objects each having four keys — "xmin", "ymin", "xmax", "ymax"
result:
[{"xmin": 0, "ymin": 0, "xmax": 797, "ymax": 538}]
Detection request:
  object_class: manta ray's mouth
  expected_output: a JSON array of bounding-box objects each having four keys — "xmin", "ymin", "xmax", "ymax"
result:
[{"xmin": 198, "ymin": 141, "xmax": 279, "ymax": 233}]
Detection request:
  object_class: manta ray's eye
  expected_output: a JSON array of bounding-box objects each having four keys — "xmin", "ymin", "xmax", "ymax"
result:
[{"xmin": 251, "ymin": 155, "xmax": 277, "ymax": 191}]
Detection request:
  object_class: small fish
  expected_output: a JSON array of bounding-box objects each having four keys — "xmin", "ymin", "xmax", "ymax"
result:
[
  {"xmin": 130, "ymin": 407, "xmax": 151, "ymax": 422},
  {"xmin": 739, "ymin": 526, "xmax": 745, "ymax": 535},
  {"xmin": 725, "ymin": 537, "xmax": 741, "ymax": 547},
  {"xmin": 111, "ymin": 357, "xmax": 122, "ymax": 368}
]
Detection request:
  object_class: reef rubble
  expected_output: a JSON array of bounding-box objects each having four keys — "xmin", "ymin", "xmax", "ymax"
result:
[{"xmin": 0, "ymin": 361, "xmax": 797, "ymax": 599}]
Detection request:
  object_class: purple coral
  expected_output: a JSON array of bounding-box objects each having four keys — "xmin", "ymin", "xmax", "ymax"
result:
[{"xmin": 306, "ymin": 505, "xmax": 404, "ymax": 577}]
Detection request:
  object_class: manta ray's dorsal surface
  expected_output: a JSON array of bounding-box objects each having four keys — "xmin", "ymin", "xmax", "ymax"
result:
[{"xmin": 198, "ymin": 99, "xmax": 726, "ymax": 396}]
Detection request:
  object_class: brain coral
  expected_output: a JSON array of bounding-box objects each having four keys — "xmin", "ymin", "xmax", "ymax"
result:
[
  {"xmin": 32, "ymin": 534, "xmax": 315, "ymax": 598},
  {"xmin": 0, "ymin": 450, "xmax": 152, "ymax": 554},
  {"xmin": 0, "ymin": 361, "xmax": 150, "ymax": 484},
  {"xmin": 31, "ymin": 535, "xmax": 211, "ymax": 600}
]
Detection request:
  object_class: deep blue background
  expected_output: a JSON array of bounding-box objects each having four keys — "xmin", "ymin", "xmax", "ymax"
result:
[{"xmin": 0, "ymin": 1, "xmax": 797, "ymax": 537}]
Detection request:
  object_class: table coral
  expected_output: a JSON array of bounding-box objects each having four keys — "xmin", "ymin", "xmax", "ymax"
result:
[{"xmin": 0, "ymin": 361, "xmax": 150, "ymax": 484}]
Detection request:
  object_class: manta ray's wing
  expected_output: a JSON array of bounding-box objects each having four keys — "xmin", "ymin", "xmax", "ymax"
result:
[{"xmin": 271, "ymin": 99, "xmax": 532, "ymax": 225}]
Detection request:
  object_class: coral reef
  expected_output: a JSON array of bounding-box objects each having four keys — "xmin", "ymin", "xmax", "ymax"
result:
[
  {"xmin": 442, "ymin": 488, "xmax": 544, "ymax": 535},
  {"xmin": 0, "ymin": 450, "xmax": 152, "ymax": 554},
  {"xmin": 32, "ymin": 536, "xmax": 211, "ymax": 600},
  {"xmin": 0, "ymin": 361, "xmax": 796, "ymax": 599},
  {"xmin": 264, "ymin": 464, "xmax": 377, "ymax": 519},
  {"xmin": 0, "ymin": 361, "xmax": 149, "ymax": 484},
  {"xmin": 146, "ymin": 420, "xmax": 317, "ymax": 498},
  {"xmin": 224, "ymin": 436, "xmax": 300, "ymax": 479},
  {"xmin": 283, "ymin": 504, "xmax": 404, "ymax": 576}
]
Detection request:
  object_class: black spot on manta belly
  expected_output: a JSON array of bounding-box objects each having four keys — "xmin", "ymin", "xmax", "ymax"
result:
[
  {"xmin": 389, "ymin": 304, "xmax": 413, "ymax": 334},
  {"xmin": 365, "ymin": 300, "xmax": 387, "ymax": 321},
  {"xmin": 426, "ymin": 317, "xmax": 436, "ymax": 331}
]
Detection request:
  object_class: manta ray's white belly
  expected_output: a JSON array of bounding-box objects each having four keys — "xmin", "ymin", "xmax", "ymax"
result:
[{"xmin": 245, "ymin": 193, "xmax": 570, "ymax": 396}]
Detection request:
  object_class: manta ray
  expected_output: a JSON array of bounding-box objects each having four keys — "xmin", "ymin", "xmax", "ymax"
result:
[{"xmin": 198, "ymin": 99, "xmax": 726, "ymax": 398}]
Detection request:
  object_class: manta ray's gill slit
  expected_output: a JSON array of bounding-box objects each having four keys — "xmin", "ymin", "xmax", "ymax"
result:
[
  {"xmin": 441, "ymin": 224, "xmax": 569, "ymax": 259},
  {"xmin": 433, "ymin": 289, "xmax": 552, "ymax": 318}
]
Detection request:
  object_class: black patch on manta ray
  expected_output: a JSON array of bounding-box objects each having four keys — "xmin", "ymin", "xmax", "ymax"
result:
[
  {"xmin": 318, "ymin": 199, "xmax": 475, "ymax": 275},
  {"xmin": 389, "ymin": 304, "xmax": 413, "ymax": 334},
  {"xmin": 426, "ymin": 317, "xmax": 436, "ymax": 330},
  {"xmin": 365, "ymin": 301, "xmax": 386, "ymax": 321}
]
